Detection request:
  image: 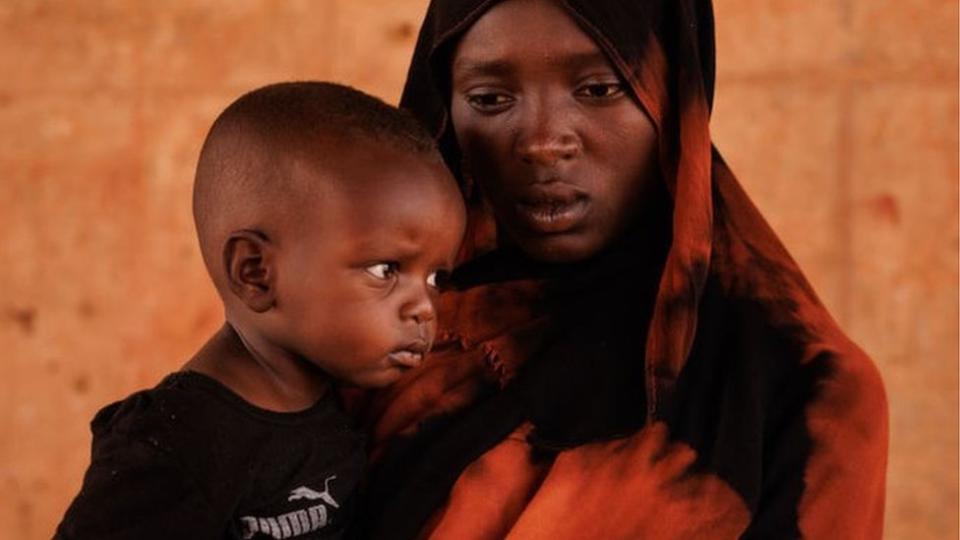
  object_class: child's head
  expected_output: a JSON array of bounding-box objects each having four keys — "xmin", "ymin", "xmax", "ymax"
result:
[{"xmin": 193, "ymin": 82, "xmax": 466, "ymax": 388}]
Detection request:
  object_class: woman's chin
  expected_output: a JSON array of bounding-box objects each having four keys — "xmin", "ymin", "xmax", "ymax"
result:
[{"xmin": 511, "ymin": 230, "xmax": 603, "ymax": 263}]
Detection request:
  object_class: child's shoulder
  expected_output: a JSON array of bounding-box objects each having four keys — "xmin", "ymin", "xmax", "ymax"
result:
[
  {"xmin": 91, "ymin": 370, "xmax": 360, "ymax": 453},
  {"xmin": 58, "ymin": 372, "xmax": 265, "ymax": 537},
  {"xmin": 84, "ymin": 371, "xmax": 275, "ymax": 492},
  {"xmin": 91, "ymin": 372, "xmax": 219, "ymax": 440}
]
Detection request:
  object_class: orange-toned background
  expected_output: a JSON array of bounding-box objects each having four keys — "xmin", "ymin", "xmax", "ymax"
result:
[{"xmin": 1, "ymin": 1, "xmax": 956, "ymax": 538}]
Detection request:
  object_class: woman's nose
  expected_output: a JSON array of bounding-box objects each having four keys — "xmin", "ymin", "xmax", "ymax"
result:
[
  {"xmin": 517, "ymin": 137, "xmax": 581, "ymax": 166},
  {"xmin": 515, "ymin": 102, "xmax": 581, "ymax": 166}
]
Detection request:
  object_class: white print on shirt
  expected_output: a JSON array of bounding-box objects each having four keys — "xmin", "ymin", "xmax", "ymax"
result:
[
  {"xmin": 239, "ymin": 476, "xmax": 340, "ymax": 539},
  {"xmin": 287, "ymin": 476, "xmax": 340, "ymax": 507}
]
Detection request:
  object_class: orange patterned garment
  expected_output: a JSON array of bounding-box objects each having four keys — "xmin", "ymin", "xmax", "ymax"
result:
[{"xmin": 354, "ymin": 1, "xmax": 888, "ymax": 538}]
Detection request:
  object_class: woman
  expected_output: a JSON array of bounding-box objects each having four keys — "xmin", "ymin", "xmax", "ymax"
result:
[{"xmin": 356, "ymin": 0, "xmax": 887, "ymax": 538}]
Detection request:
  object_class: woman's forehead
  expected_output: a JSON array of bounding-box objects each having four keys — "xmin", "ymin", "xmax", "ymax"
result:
[{"xmin": 452, "ymin": 0, "xmax": 612, "ymax": 76}]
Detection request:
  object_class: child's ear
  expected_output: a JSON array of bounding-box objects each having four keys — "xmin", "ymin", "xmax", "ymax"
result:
[{"xmin": 223, "ymin": 230, "xmax": 276, "ymax": 313}]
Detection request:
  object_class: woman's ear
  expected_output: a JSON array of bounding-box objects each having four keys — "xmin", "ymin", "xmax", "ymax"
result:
[{"xmin": 223, "ymin": 230, "xmax": 276, "ymax": 313}]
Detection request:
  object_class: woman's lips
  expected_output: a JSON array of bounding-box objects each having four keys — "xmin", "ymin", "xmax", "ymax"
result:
[{"xmin": 515, "ymin": 194, "xmax": 590, "ymax": 234}]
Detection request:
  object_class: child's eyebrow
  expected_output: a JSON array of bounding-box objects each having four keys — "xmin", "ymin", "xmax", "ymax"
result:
[{"xmin": 352, "ymin": 240, "xmax": 423, "ymax": 262}]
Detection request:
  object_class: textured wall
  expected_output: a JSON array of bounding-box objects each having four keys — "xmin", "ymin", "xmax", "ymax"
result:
[{"xmin": 1, "ymin": 1, "xmax": 956, "ymax": 538}]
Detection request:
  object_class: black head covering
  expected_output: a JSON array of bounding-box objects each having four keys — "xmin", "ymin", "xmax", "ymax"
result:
[
  {"xmin": 400, "ymin": 0, "xmax": 726, "ymax": 420},
  {"xmin": 360, "ymin": 3, "xmax": 887, "ymax": 538}
]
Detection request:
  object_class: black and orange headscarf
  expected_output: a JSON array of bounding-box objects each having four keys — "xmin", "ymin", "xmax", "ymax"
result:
[{"xmin": 355, "ymin": 1, "xmax": 888, "ymax": 538}]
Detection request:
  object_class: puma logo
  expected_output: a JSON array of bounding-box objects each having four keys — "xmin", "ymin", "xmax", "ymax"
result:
[
  {"xmin": 239, "ymin": 476, "xmax": 342, "ymax": 539},
  {"xmin": 287, "ymin": 475, "xmax": 339, "ymax": 508}
]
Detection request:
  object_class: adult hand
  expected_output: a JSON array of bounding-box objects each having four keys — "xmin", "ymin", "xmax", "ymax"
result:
[{"xmin": 507, "ymin": 422, "xmax": 750, "ymax": 540}]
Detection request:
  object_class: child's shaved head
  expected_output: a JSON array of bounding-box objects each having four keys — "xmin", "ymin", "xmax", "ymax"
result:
[
  {"xmin": 190, "ymin": 81, "xmax": 464, "ymax": 390},
  {"xmin": 193, "ymin": 82, "xmax": 444, "ymax": 294}
]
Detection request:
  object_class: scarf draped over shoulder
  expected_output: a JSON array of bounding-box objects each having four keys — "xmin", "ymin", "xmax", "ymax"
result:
[{"xmin": 354, "ymin": 1, "xmax": 888, "ymax": 538}]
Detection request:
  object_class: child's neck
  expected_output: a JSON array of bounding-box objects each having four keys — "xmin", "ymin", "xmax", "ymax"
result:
[{"xmin": 183, "ymin": 323, "xmax": 332, "ymax": 413}]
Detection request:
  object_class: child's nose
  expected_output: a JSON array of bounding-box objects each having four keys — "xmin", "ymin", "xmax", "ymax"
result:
[{"xmin": 400, "ymin": 289, "xmax": 436, "ymax": 325}]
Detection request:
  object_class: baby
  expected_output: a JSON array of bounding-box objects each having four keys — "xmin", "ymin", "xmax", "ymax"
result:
[{"xmin": 56, "ymin": 82, "xmax": 466, "ymax": 539}]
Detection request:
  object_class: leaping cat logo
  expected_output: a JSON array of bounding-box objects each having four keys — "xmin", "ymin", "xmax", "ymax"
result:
[{"xmin": 287, "ymin": 475, "xmax": 339, "ymax": 508}]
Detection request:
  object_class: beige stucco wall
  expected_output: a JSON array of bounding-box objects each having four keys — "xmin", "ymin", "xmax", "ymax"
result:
[{"xmin": 1, "ymin": 1, "xmax": 956, "ymax": 538}]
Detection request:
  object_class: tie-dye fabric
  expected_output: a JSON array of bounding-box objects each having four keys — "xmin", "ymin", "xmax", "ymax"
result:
[{"xmin": 354, "ymin": 1, "xmax": 888, "ymax": 538}]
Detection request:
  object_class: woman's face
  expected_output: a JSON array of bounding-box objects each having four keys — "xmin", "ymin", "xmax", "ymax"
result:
[{"xmin": 450, "ymin": 0, "xmax": 659, "ymax": 262}]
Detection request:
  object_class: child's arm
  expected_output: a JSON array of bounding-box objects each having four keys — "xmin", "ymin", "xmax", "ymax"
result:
[{"xmin": 55, "ymin": 430, "xmax": 224, "ymax": 539}]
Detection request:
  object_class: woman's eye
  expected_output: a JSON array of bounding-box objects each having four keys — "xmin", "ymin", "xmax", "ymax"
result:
[
  {"xmin": 465, "ymin": 92, "xmax": 514, "ymax": 112},
  {"xmin": 365, "ymin": 262, "xmax": 398, "ymax": 280},
  {"xmin": 575, "ymin": 82, "xmax": 625, "ymax": 100}
]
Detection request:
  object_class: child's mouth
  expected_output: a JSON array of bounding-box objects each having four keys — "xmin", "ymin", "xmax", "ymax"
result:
[{"xmin": 387, "ymin": 342, "xmax": 429, "ymax": 369}]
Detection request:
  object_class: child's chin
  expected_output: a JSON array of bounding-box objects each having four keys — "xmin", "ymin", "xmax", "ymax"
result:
[{"xmin": 350, "ymin": 367, "xmax": 407, "ymax": 389}]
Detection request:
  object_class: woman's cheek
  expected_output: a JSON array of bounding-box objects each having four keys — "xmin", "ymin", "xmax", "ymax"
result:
[{"xmin": 462, "ymin": 135, "xmax": 511, "ymax": 198}]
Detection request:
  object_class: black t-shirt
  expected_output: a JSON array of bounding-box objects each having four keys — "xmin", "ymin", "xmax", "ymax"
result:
[{"xmin": 56, "ymin": 371, "xmax": 365, "ymax": 540}]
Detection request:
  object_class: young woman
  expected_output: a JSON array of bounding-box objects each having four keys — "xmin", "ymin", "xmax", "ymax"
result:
[{"xmin": 356, "ymin": 1, "xmax": 888, "ymax": 538}]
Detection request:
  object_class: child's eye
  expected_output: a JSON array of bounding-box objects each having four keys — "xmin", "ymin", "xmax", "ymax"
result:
[
  {"xmin": 426, "ymin": 270, "xmax": 449, "ymax": 289},
  {"xmin": 365, "ymin": 262, "xmax": 398, "ymax": 280},
  {"xmin": 465, "ymin": 91, "xmax": 514, "ymax": 112},
  {"xmin": 574, "ymin": 82, "xmax": 625, "ymax": 100}
]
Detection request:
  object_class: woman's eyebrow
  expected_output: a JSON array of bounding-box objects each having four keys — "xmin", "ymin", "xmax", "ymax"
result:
[
  {"xmin": 452, "ymin": 57, "xmax": 514, "ymax": 79},
  {"xmin": 563, "ymin": 51, "xmax": 614, "ymax": 71},
  {"xmin": 453, "ymin": 51, "xmax": 613, "ymax": 79}
]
